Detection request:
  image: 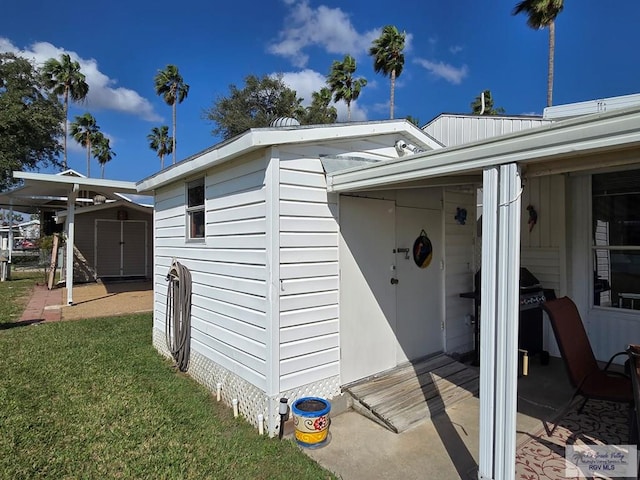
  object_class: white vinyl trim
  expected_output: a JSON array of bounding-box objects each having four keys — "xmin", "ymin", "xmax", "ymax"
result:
[{"xmin": 265, "ymin": 147, "xmax": 280, "ymax": 397}]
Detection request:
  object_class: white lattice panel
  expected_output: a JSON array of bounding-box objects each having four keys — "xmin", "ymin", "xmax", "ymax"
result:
[{"xmin": 152, "ymin": 328, "xmax": 341, "ymax": 437}]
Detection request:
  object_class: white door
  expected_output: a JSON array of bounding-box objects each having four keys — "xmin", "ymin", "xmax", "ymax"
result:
[
  {"xmin": 395, "ymin": 207, "xmax": 444, "ymax": 363},
  {"xmin": 340, "ymin": 196, "xmax": 397, "ymax": 385}
]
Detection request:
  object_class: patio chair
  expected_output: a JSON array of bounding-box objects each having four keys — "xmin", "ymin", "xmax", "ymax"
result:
[
  {"xmin": 627, "ymin": 345, "xmax": 640, "ymax": 443},
  {"xmin": 542, "ymin": 297, "xmax": 632, "ymax": 416}
]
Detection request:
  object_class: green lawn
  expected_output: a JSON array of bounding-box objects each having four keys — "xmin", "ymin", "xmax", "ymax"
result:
[
  {"xmin": 0, "ymin": 281, "xmax": 335, "ymax": 479},
  {"xmin": 0, "ymin": 271, "xmax": 42, "ymax": 324}
]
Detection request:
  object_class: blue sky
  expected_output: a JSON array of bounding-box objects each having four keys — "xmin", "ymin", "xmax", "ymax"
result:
[{"xmin": 2, "ymin": 0, "xmax": 639, "ymax": 184}]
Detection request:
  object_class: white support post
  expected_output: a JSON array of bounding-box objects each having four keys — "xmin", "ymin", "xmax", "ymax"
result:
[
  {"xmin": 65, "ymin": 184, "xmax": 78, "ymax": 305},
  {"xmin": 478, "ymin": 163, "xmax": 522, "ymax": 480}
]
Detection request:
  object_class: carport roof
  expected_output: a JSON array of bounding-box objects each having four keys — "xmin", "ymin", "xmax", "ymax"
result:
[
  {"xmin": 0, "ymin": 170, "xmax": 138, "ymax": 212},
  {"xmin": 326, "ymin": 106, "xmax": 640, "ymax": 192}
]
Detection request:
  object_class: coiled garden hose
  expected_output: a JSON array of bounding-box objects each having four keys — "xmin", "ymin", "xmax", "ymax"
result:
[{"xmin": 165, "ymin": 261, "xmax": 192, "ymax": 372}]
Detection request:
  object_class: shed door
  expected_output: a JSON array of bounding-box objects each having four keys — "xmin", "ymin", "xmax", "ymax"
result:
[
  {"xmin": 95, "ymin": 220, "xmax": 147, "ymax": 277},
  {"xmin": 340, "ymin": 196, "xmax": 397, "ymax": 385}
]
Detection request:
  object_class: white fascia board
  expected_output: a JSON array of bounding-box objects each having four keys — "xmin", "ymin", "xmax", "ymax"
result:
[
  {"xmin": 327, "ymin": 107, "xmax": 640, "ymax": 192},
  {"xmin": 55, "ymin": 199, "xmax": 152, "ymax": 220},
  {"xmin": 13, "ymin": 171, "xmax": 138, "ymax": 193},
  {"xmin": 136, "ymin": 121, "xmax": 440, "ymax": 193}
]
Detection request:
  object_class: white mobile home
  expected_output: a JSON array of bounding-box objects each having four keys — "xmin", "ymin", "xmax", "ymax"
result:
[{"xmin": 137, "ymin": 101, "xmax": 640, "ymax": 479}]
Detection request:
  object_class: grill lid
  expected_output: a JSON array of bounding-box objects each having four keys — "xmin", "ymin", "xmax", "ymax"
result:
[{"xmin": 474, "ymin": 267, "xmax": 541, "ymax": 293}]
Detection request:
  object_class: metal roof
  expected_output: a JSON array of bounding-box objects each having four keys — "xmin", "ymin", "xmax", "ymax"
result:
[
  {"xmin": 422, "ymin": 113, "xmax": 552, "ymax": 148},
  {"xmin": 326, "ymin": 106, "xmax": 640, "ymax": 193},
  {"xmin": 0, "ymin": 170, "xmax": 138, "ymax": 212}
]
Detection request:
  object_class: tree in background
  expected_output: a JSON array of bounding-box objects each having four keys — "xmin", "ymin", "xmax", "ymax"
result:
[
  {"xmin": 470, "ymin": 90, "xmax": 505, "ymax": 115},
  {"xmin": 405, "ymin": 115, "xmax": 421, "ymax": 127},
  {"xmin": 91, "ymin": 132, "xmax": 116, "ymax": 178},
  {"xmin": 327, "ymin": 55, "xmax": 367, "ymax": 121},
  {"xmin": 204, "ymin": 74, "xmax": 303, "ymax": 140},
  {"xmin": 41, "ymin": 53, "xmax": 89, "ymax": 169},
  {"xmin": 147, "ymin": 126, "xmax": 173, "ymax": 170},
  {"xmin": 299, "ymin": 87, "xmax": 337, "ymax": 125},
  {"xmin": 0, "ymin": 53, "xmax": 64, "ymax": 189},
  {"xmin": 70, "ymin": 112, "xmax": 100, "ymax": 177},
  {"xmin": 154, "ymin": 65, "xmax": 189, "ymax": 165},
  {"xmin": 369, "ymin": 25, "xmax": 406, "ymax": 119},
  {"xmin": 512, "ymin": 0, "xmax": 564, "ymax": 107}
]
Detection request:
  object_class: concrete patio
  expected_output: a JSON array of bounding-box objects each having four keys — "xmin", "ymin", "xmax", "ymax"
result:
[{"xmin": 301, "ymin": 357, "xmax": 593, "ymax": 480}]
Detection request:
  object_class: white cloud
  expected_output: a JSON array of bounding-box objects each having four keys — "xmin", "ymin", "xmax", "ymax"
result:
[
  {"xmin": 280, "ymin": 69, "xmax": 327, "ymax": 106},
  {"xmin": 414, "ymin": 58, "xmax": 469, "ymax": 85},
  {"xmin": 268, "ymin": 0, "xmax": 380, "ymax": 67},
  {"xmin": 278, "ymin": 68, "xmax": 367, "ymax": 122},
  {"xmin": 449, "ymin": 45, "xmax": 463, "ymax": 55},
  {"xmin": 0, "ymin": 37, "xmax": 161, "ymax": 122}
]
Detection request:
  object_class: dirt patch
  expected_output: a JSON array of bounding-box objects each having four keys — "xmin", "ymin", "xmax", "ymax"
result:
[{"xmin": 61, "ymin": 280, "xmax": 153, "ymax": 320}]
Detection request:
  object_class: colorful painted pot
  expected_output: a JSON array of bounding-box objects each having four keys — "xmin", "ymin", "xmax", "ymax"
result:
[{"xmin": 292, "ymin": 397, "xmax": 331, "ymax": 448}]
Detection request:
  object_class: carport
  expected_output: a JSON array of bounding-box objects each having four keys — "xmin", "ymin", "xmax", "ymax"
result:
[
  {"xmin": 0, "ymin": 170, "xmax": 138, "ymax": 305},
  {"xmin": 326, "ymin": 107, "xmax": 640, "ymax": 480}
]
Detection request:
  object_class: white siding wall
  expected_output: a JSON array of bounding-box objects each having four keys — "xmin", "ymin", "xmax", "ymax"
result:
[
  {"xmin": 520, "ymin": 175, "xmax": 566, "ymax": 357},
  {"xmin": 153, "ymin": 152, "xmax": 270, "ymax": 390},
  {"xmin": 443, "ymin": 187, "xmax": 477, "ymax": 355},
  {"xmin": 278, "ymin": 150, "xmax": 340, "ymax": 392}
]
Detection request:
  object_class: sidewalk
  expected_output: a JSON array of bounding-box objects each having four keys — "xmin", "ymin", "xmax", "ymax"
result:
[{"xmin": 18, "ymin": 280, "xmax": 153, "ymax": 324}]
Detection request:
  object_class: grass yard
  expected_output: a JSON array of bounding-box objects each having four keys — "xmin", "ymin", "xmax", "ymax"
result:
[
  {"xmin": 0, "ymin": 287, "xmax": 335, "ymax": 479},
  {"xmin": 0, "ymin": 271, "xmax": 42, "ymax": 325}
]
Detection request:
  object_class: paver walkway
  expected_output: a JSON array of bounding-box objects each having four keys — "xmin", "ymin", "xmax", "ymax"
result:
[{"xmin": 19, "ymin": 284, "xmax": 62, "ymax": 323}]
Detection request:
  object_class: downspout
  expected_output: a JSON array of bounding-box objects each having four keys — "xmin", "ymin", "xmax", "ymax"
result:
[{"xmin": 65, "ymin": 183, "xmax": 79, "ymax": 305}]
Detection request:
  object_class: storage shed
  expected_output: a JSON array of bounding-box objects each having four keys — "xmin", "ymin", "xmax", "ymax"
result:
[
  {"xmin": 136, "ymin": 120, "xmax": 467, "ymax": 436},
  {"xmin": 55, "ymin": 199, "xmax": 153, "ymax": 281}
]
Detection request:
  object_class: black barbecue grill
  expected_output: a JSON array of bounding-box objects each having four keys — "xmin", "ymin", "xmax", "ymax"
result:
[{"xmin": 461, "ymin": 267, "xmax": 550, "ymax": 366}]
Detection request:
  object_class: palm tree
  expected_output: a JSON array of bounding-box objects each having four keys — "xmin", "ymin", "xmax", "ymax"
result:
[
  {"xmin": 327, "ymin": 55, "xmax": 367, "ymax": 121},
  {"xmin": 369, "ymin": 25, "xmax": 406, "ymax": 119},
  {"xmin": 513, "ymin": 0, "xmax": 564, "ymax": 107},
  {"xmin": 70, "ymin": 112, "xmax": 99, "ymax": 177},
  {"xmin": 154, "ymin": 65, "xmax": 189, "ymax": 165},
  {"xmin": 147, "ymin": 126, "xmax": 173, "ymax": 170},
  {"xmin": 41, "ymin": 53, "xmax": 89, "ymax": 170},
  {"xmin": 300, "ymin": 87, "xmax": 338, "ymax": 125},
  {"xmin": 91, "ymin": 132, "xmax": 115, "ymax": 178}
]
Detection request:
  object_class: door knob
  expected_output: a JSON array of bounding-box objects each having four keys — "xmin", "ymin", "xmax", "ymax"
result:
[{"xmin": 390, "ymin": 278, "xmax": 399, "ymax": 285}]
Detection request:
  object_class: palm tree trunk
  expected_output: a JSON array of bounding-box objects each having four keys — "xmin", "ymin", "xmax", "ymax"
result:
[
  {"xmin": 347, "ymin": 102, "xmax": 351, "ymax": 121},
  {"xmin": 86, "ymin": 140, "xmax": 91, "ymax": 177},
  {"xmin": 160, "ymin": 154, "xmax": 164, "ymax": 170},
  {"xmin": 63, "ymin": 88, "xmax": 69, "ymax": 170},
  {"xmin": 390, "ymin": 69, "xmax": 396, "ymax": 120},
  {"xmin": 101, "ymin": 163, "xmax": 105, "ymax": 179},
  {"xmin": 172, "ymin": 102, "xmax": 177, "ymax": 164},
  {"xmin": 547, "ymin": 20, "xmax": 555, "ymax": 108}
]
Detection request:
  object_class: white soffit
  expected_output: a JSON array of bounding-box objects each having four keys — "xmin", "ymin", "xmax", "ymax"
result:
[{"xmin": 326, "ymin": 107, "xmax": 640, "ymax": 192}]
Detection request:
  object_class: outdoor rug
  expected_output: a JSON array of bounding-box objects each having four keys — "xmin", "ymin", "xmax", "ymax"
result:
[{"xmin": 515, "ymin": 399, "xmax": 631, "ymax": 480}]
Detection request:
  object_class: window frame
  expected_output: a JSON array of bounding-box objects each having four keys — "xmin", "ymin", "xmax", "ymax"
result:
[
  {"xmin": 591, "ymin": 169, "xmax": 640, "ymax": 311},
  {"xmin": 186, "ymin": 177, "xmax": 205, "ymax": 242}
]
